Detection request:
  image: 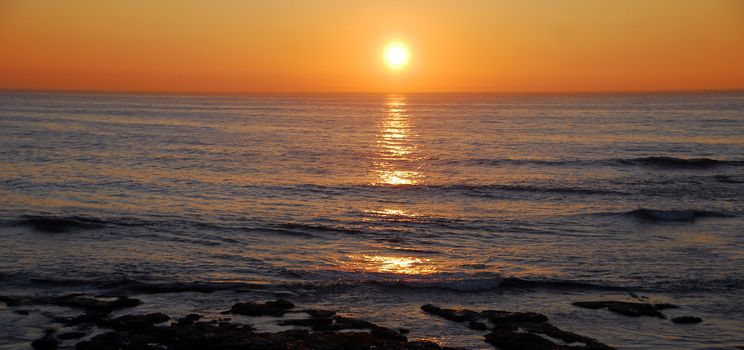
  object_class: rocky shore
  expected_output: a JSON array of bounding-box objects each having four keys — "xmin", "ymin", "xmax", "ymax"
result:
[{"xmin": 0, "ymin": 293, "xmax": 707, "ymax": 350}]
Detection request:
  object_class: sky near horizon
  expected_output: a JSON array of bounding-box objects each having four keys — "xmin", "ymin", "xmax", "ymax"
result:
[{"xmin": 1, "ymin": 0, "xmax": 743, "ymax": 93}]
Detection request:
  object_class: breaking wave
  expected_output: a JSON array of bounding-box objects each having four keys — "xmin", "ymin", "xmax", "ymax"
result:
[
  {"xmin": 447, "ymin": 156, "xmax": 744, "ymax": 169},
  {"xmin": 624, "ymin": 208, "xmax": 733, "ymax": 221}
]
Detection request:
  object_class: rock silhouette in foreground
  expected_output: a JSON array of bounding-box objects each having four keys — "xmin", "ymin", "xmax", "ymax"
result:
[
  {"xmin": 420, "ymin": 304, "xmax": 615, "ymax": 349},
  {"xmin": 572, "ymin": 300, "xmax": 672, "ymax": 318},
  {"xmin": 18, "ymin": 297, "xmax": 450, "ymax": 350},
  {"xmin": 222, "ymin": 299, "xmax": 295, "ymax": 316},
  {"xmin": 672, "ymin": 316, "xmax": 703, "ymax": 324}
]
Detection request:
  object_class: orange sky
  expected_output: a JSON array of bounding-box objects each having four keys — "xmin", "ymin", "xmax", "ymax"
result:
[{"xmin": 1, "ymin": 0, "xmax": 743, "ymax": 93}]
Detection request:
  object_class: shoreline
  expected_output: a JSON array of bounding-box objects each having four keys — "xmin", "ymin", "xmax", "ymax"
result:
[{"xmin": 1, "ymin": 291, "xmax": 714, "ymax": 350}]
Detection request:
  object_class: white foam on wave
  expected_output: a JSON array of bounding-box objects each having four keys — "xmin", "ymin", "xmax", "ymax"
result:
[
  {"xmin": 392, "ymin": 274, "xmax": 505, "ymax": 292},
  {"xmin": 310, "ymin": 269, "xmax": 505, "ymax": 292}
]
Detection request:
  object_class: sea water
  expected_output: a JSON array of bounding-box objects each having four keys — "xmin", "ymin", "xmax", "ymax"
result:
[{"xmin": 1, "ymin": 92, "xmax": 742, "ymax": 349}]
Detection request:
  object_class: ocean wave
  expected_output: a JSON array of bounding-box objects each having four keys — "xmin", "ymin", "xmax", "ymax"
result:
[
  {"xmin": 292, "ymin": 183, "xmax": 622, "ymax": 195},
  {"xmin": 8, "ymin": 215, "xmax": 113, "ymax": 233},
  {"xmin": 445, "ymin": 158, "xmax": 591, "ymax": 167},
  {"xmin": 624, "ymin": 208, "xmax": 733, "ymax": 221},
  {"xmin": 451, "ymin": 184, "xmax": 623, "ymax": 196},
  {"xmin": 289, "ymin": 270, "xmax": 508, "ymax": 292},
  {"xmin": 0, "ymin": 273, "xmax": 267, "ymax": 294},
  {"xmin": 96, "ymin": 279, "xmax": 260, "ymax": 294},
  {"xmin": 375, "ymin": 275, "xmax": 505, "ymax": 292},
  {"xmin": 3, "ymin": 214, "xmax": 357, "ymax": 238},
  {"xmin": 3, "ymin": 270, "xmax": 741, "ymax": 296},
  {"xmin": 278, "ymin": 223, "xmax": 367, "ymax": 235},
  {"xmin": 297, "ymin": 269, "xmax": 631, "ymax": 293},
  {"xmin": 619, "ymin": 156, "xmax": 744, "ymax": 169},
  {"xmin": 498, "ymin": 277, "xmax": 627, "ymax": 291},
  {"xmin": 446, "ymin": 156, "xmax": 744, "ymax": 169},
  {"xmin": 174, "ymin": 220, "xmax": 331, "ymax": 238},
  {"xmin": 370, "ymin": 276, "xmax": 625, "ymax": 292}
]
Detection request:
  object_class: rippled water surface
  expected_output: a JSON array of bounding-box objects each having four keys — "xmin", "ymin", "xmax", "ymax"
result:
[{"xmin": 1, "ymin": 92, "xmax": 743, "ymax": 349}]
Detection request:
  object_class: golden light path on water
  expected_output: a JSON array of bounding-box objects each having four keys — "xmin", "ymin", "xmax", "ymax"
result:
[
  {"xmin": 363, "ymin": 208, "xmax": 419, "ymax": 222},
  {"xmin": 338, "ymin": 255, "xmax": 438, "ymax": 275},
  {"xmin": 333, "ymin": 96, "xmax": 439, "ymax": 277},
  {"xmin": 373, "ymin": 96, "xmax": 422, "ymax": 186}
]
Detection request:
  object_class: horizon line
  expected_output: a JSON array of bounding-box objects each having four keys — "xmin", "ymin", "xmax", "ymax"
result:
[{"xmin": 1, "ymin": 87, "xmax": 743, "ymax": 96}]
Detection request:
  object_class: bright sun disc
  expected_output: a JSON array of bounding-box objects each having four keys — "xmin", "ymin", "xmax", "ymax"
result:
[{"xmin": 384, "ymin": 43, "xmax": 409, "ymax": 69}]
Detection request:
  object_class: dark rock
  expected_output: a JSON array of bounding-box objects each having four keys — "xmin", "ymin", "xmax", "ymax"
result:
[
  {"xmin": 333, "ymin": 316, "xmax": 377, "ymax": 330},
  {"xmin": 84, "ymin": 308, "xmax": 114, "ymax": 320},
  {"xmin": 279, "ymin": 317, "xmax": 333, "ymax": 330},
  {"xmin": 104, "ymin": 312, "xmax": 170, "ymax": 330},
  {"xmin": 421, "ymin": 304, "xmax": 480, "ymax": 322},
  {"xmin": 482, "ymin": 310, "xmax": 548, "ymax": 324},
  {"xmin": 404, "ymin": 340, "xmax": 450, "ymax": 349},
  {"xmin": 58, "ymin": 332, "xmax": 87, "ymax": 340},
  {"xmin": 486, "ymin": 322, "xmax": 614, "ymax": 350},
  {"xmin": 302, "ymin": 309, "xmax": 336, "ymax": 318},
  {"xmin": 223, "ymin": 299, "xmax": 295, "ymax": 316},
  {"xmin": 397, "ymin": 328, "xmax": 410, "ymax": 334},
  {"xmin": 31, "ymin": 336, "xmax": 58, "ymax": 350},
  {"xmin": 1, "ymin": 294, "xmax": 141, "ymax": 314},
  {"xmin": 285, "ymin": 313, "xmax": 407, "ymax": 340},
  {"xmin": 418, "ymin": 303, "xmax": 614, "ymax": 349},
  {"xmin": 521, "ymin": 322, "xmax": 613, "ymax": 349},
  {"xmin": 573, "ymin": 301, "xmax": 666, "ymax": 318},
  {"xmin": 653, "ymin": 303, "xmax": 679, "ymax": 310},
  {"xmin": 185, "ymin": 313, "xmax": 203, "ymax": 321},
  {"xmin": 49, "ymin": 294, "xmax": 142, "ymax": 312},
  {"xmin": 64, "ymin": 302, "xmax": 449, "ymax": 350},
  {"xmin": 300, "ymin": 330, "xmax": 407, "ymax": 349},
  {"xmin": 371, "ymin": 325, "xmax": 408, "ymax": 342},
  {"xmin": 0, "ymin": 295, "xmax": 29, "ymax": 307},
  {"xmin": 468, "ymin": 321, "xmax": 488, "ymax": 330},
  {"xmin": 301, "ymin": 331, "xmax": 399, "ymax": 350},
  {"xmin": 13, "ymin": 309, "xmax": 31, "ymax": 315},
  {"xmin": 44, "ymin": 310, "xmax": 108, "ymax": 327},
  {"xmin": 485, "ymin": 328, "xmax": 557, "ymax": 350},
  {"xmin": 176, "ymin": 313, "xmax": 203, "ymax": 325},
  {"xmin": 672, "ymin": 316, "xmax": 702, "ymax": 324},
  {"xmin": 74, "ymin": 332, "xmax": 131, "ymax": 350},
  {"xmin": 57, "ymin": 314, "xmax": 103, "ymax": 327},
  {"xmin": 75, "ymin": 319, "xmax": 440, "ymax": 350}
]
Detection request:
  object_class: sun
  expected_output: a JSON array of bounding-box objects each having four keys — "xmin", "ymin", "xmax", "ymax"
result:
[{"xmin": 384, "ymin": 43, "xmax": 410, "ymax": 70}]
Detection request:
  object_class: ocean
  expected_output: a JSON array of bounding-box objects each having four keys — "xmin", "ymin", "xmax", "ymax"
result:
[{"xmin": 1, "ymin": 92, "xmax": 742, "ymax": 349}]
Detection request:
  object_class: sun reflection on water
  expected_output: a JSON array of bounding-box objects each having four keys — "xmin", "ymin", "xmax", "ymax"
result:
[
  {"xmin": 373, "ymin": 96, "xmax": 422, "ymax": 186},
  {"xmin": 362, "ymin": 208, "xmax": 420, "ymax": 223},
  {"xmin": 338, "ymin": 255, "xmax": 437, "ymax": 275},
  {"xmin": 368, "ymin": 208, "xmax": 417, "ymax": 217}
]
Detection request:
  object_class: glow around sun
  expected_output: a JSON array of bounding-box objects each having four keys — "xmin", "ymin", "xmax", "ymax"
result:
[{"xmin": 384, "ymin": 43, "xmax": 410, "ymax": 70}]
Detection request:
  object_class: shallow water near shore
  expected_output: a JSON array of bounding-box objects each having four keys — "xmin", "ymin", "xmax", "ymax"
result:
[{"xmin": 1, "ymin": 92, "xmax": 743, "ymax": 349}]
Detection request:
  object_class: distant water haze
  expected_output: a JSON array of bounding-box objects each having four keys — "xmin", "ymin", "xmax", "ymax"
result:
[{"xmin": 0, "ymin": 92, "xmax": 742, "ymax": 348}]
